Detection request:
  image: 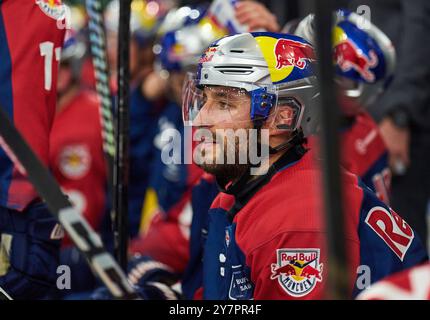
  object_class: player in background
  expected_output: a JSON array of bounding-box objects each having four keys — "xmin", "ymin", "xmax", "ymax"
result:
[
  {"xmin": 179, "ymin": 32, "xmax": 426, "ymax": 299},
  {"xmin": 0, "ymin": 0, "xmax": 66, "ymax": 299},
  {"xmin": 293, "ymin": 10, "xmax": 395, "ymax": 204},
  {"xmin": 49, "ymin": 30, "xmax": 107, "ymax": 297}
]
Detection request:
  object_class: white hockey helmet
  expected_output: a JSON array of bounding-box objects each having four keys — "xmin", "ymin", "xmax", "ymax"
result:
[{"xmin": 183, "ymin": 32, "xmax": 320, "ymax": 137}]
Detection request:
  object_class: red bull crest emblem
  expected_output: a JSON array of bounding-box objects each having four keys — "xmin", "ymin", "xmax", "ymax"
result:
[
  {"xmin": 270, "ymin": 248, "xmax": 323, "ymax": 297},
  {"xmin": 334, "ymin": 39, "xmax": 378, "ymax": 82},
  {"xmin": 274, "ymin": 38, "xmax": 315, "ymax": 70},
  {"xmin": 36, "ymin": 0, "xmax": 66, "ymax": 20}
]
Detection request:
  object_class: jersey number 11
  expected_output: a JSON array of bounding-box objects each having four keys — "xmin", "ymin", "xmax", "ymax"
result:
[{"xmin": 40, "ymin": 41, "xmax": 62, "ymax": 91}]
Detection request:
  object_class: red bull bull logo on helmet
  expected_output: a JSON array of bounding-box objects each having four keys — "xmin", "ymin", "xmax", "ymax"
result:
[
  {"xmin": 36, "ymin": 0, "xmax": 66, "ymax": 20},
  {"xmin": 274, "ymin": 38, "xmax": 316, "ymax": 70},
  {"xmin": 270, "ymin": 248, "xmax": 323, "ymax": 297},
  {"xmin": 254, "ymin": 34, "xmax": 316, "ymax": 84},
  {"xmin": 333, "ymin": 26, "xmax": 379, "ymax": 83}
]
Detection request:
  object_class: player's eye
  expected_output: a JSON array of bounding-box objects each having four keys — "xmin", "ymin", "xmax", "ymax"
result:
[{"xmin": 217, "ymin": 100, "xmax": 230, "ymax": 110}]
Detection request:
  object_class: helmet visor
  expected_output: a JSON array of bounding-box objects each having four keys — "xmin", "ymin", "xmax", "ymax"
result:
[
  {"xmin": 182, "ymin": 75, "xmax": 254, "ymax": 127},
  {"xmin": 182, "ymin": 73, "xmax": 307, "ymax": 132}
]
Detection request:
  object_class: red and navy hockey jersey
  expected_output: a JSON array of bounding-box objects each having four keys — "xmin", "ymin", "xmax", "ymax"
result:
[
  {"xmin": 201, "ymin": 147, "xmax": 427, "ymax": 299},
  {"xmin": 0, "ymin": 0, "xmax": 66, "ymax": 210}
]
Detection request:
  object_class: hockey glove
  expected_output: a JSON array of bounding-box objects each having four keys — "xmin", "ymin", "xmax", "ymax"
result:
[{"xmin": 0, "ymin": 202, "xmax": 63, "ymax": 299}]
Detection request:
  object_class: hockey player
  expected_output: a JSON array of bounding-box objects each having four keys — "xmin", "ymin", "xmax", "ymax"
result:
[
  {"xmin": 50, "ymin": 30, "xmax": 106, "ymax": 246},
  {"xmin": 179, "ymin": 32, "xmax": 427, "ymax": 299},
  {"xmin": 49, "ymin": 30, "xmax": 107, "ymax": 296},
  {"xmin": 294, "ymin": 10, "xmax": 395, "ymax": 204},
  {"xmin": 0, "ymin": 0, "xmax": 66, "ymax": 299}
]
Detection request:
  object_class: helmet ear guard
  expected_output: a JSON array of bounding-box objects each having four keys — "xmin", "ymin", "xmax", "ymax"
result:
[
  {"xmin": 251, "ymin": 93, "xmax": 303, "ymax": 132},
  {"xmin": 273, "ymin": 98, "xmax": 303, "ymax": 131}
]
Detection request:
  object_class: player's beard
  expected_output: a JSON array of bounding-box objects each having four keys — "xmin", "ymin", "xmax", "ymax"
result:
[{"xmin": 195, "ymin": 129, "xmax": 252, "ymax": 186}]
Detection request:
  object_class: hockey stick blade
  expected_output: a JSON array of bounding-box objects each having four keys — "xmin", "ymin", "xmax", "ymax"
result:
[{"xmin": 0, "ymin": 106, "xmax": 137, "ymax": 299}]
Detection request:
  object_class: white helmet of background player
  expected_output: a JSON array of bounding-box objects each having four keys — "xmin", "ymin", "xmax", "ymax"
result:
[
  {"xmin": 183, "ymin": 32, "xmax": 320, "ymax": 138},
  {"xmin": 294, "ymin": 9, "xmax": 396, "ymax": 114}
]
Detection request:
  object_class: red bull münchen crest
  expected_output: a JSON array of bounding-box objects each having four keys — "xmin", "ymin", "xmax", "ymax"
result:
[
  {"xmin": 270, "ymin": 248, "xmax": 323, "ymax": 297},
  {"xmin": 35, "ymin": 0, "xmax": 66, "ymax": 20}
]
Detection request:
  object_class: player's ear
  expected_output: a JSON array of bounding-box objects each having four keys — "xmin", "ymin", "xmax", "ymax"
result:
[{"xmin": 263, "ymin": 105, "xmax": 296, "ymax": 136}]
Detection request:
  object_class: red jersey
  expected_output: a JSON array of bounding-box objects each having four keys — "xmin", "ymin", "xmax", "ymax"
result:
[
  {"xmin": 201, "ymin": 148, "xmax": 426, "ymax": 299},
  {"xmin": 0, "ymin": 0, "xmax": 66, "ymax": 210},
  {"xmin": 357, "ymin": 263, "xmax": 430, "ymax": 300},
  {"xmin": 49, "ymin": 90, "xmax": 106, "ymax": 246}
]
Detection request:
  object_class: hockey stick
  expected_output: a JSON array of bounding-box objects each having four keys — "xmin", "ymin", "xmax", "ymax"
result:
[
  {"xmin": 85, "ymin": 0, "xmax": 117, "ymax": 250},
  {"xmin": 85, "ymin": 0, "xmax": 116, "ymax": 165},
  {"xmin": 0, "ymin": 105, "xmax": 137, "ymax": 299},
  {"xmin": 114, "ymin": 0, "xmax": 131, "ymax": 271},
  {"xmin": 311, "ymin": 0, "xmax": 350, "ymax": 298},
  {"xmin": 85, "ymin": 0, "xmax": 131, "ymax": 271},
  {"xmin": 0, "ymin": 286, "xmax": 13, "ymax": 300}
]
